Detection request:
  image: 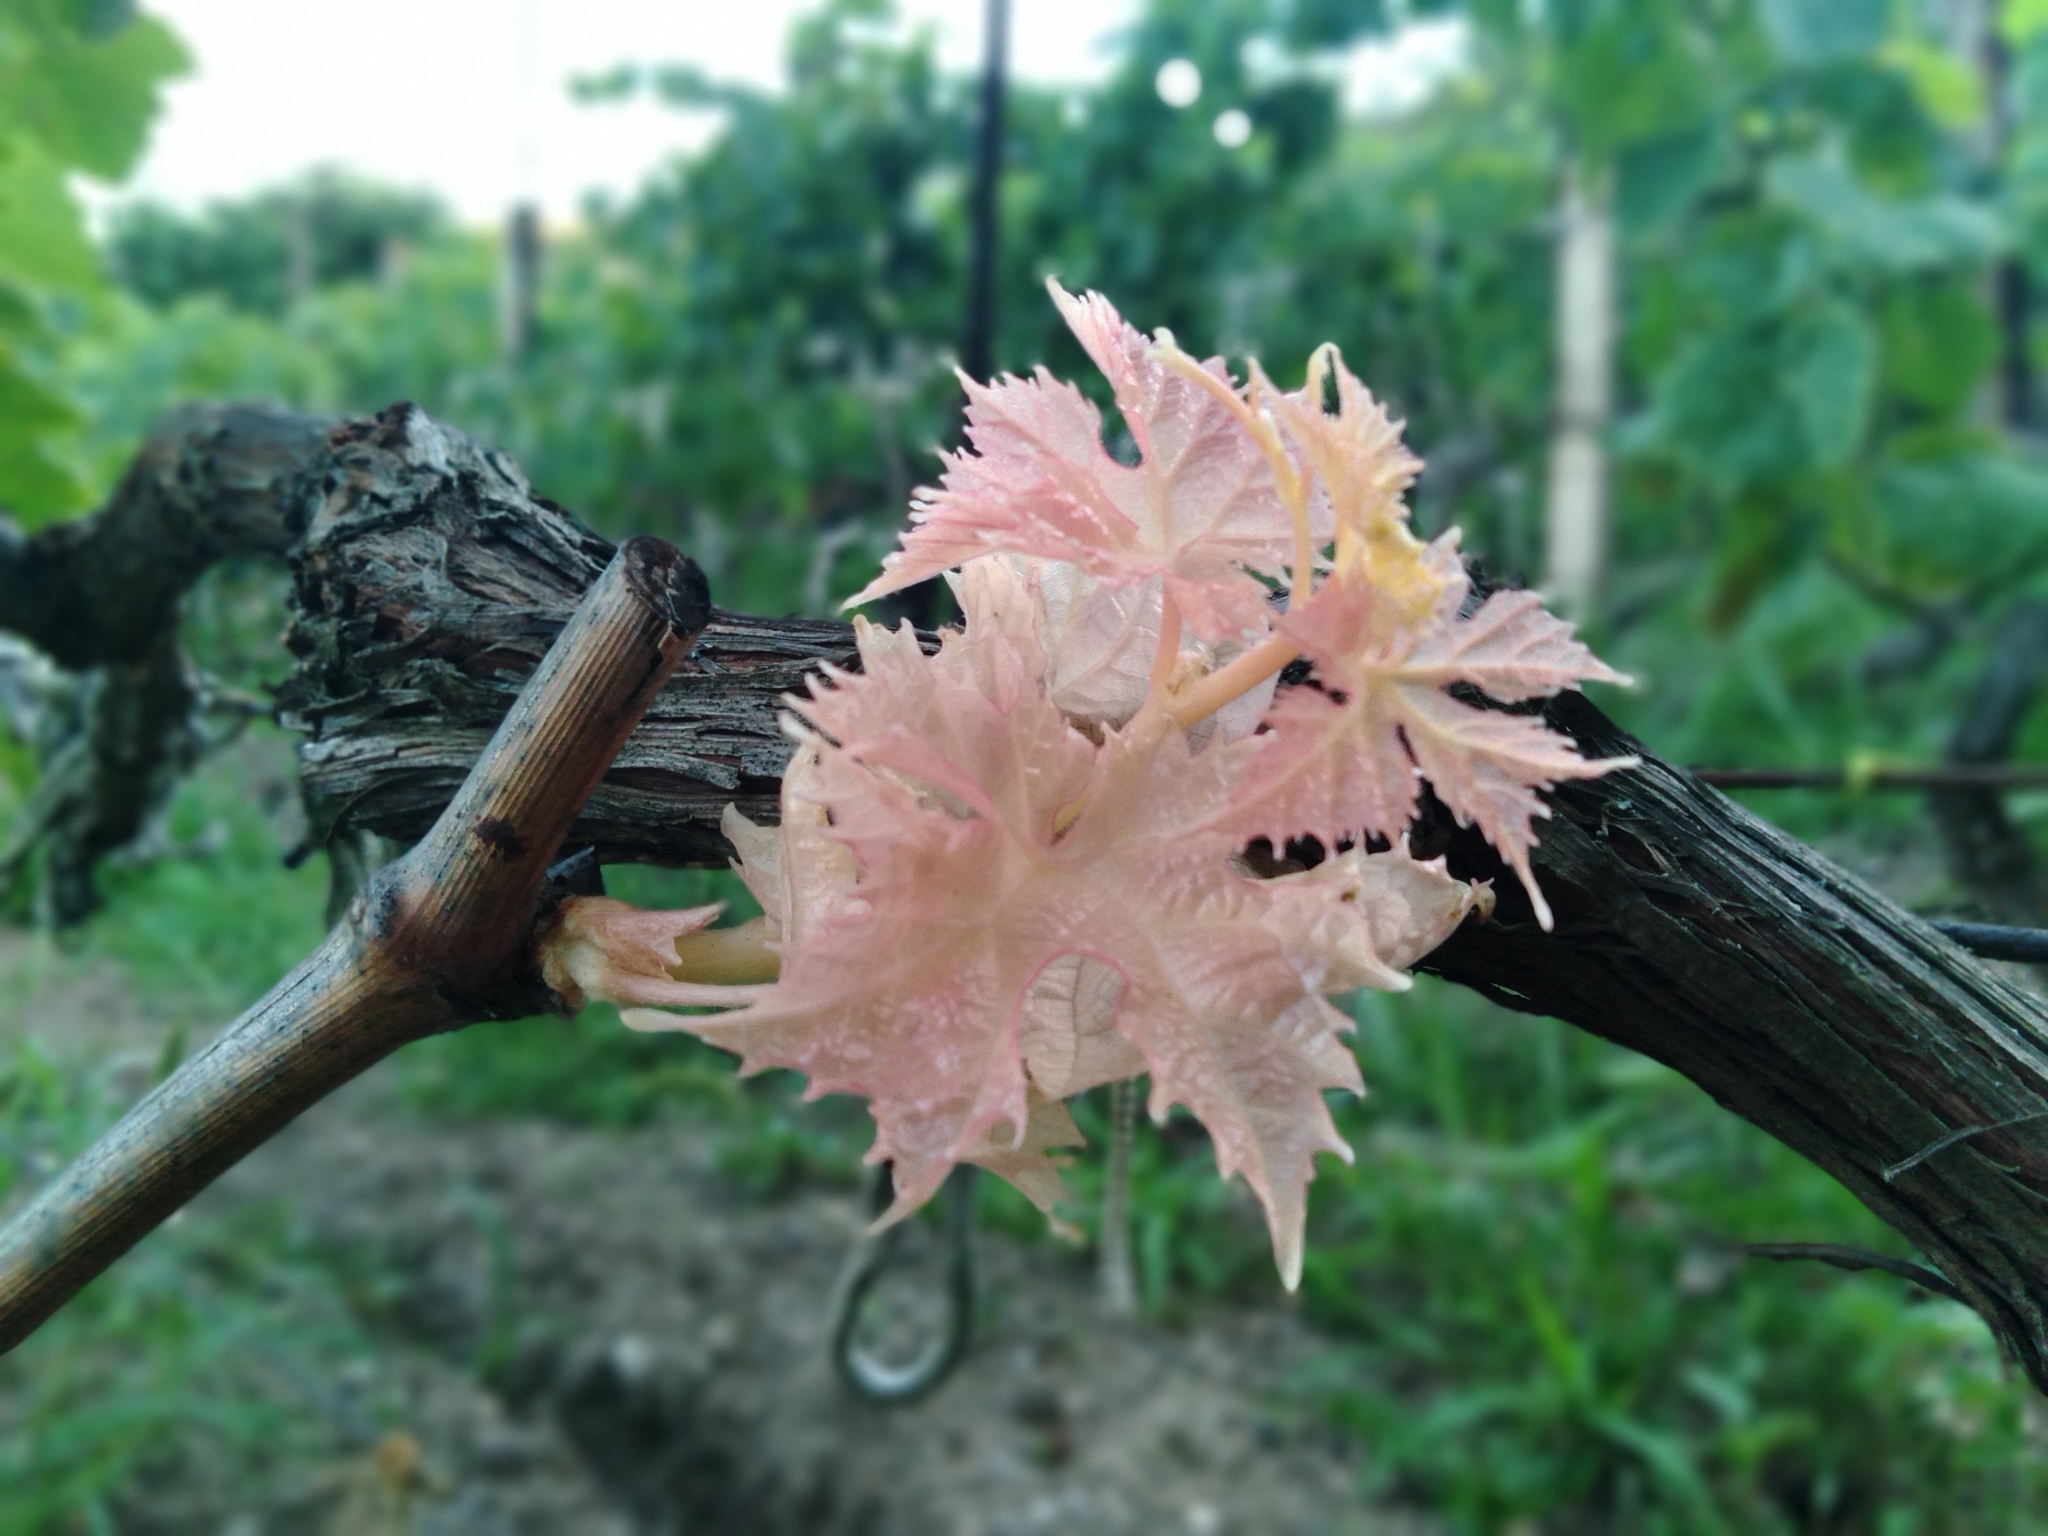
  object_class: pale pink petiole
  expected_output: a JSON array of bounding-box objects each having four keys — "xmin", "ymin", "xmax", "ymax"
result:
[
  {"xmin": 1166, "ymin": 632, "xmax": 1300, "ymax": 731},
  {"xmin": 1148, "ymin": 589, "xmax": 1183, "ymax": 696}
]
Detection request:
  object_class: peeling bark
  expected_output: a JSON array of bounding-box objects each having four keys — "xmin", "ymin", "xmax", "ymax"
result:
[
  {"xmin": 277, "ymin": 404, "xmax": 863, "ymax": 872},
  {"xmin": 13, "ymin": 401, "xmax": 2048, "ymax": 1389},
  {"xmin": 0, "ymin": 404, "xmax": 334, "ymax": 920}
]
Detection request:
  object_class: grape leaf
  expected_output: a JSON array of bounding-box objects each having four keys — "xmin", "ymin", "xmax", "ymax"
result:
[
  {"xmin": 658, "ymin": 559, "xmax": 1483, "ymax": 1283},
  {"xmin": 1222, "ymin": 537, "xmax": 1633, "ymax": 929},
  {"xmin": 848, "ymin": 284, "xmax": 1297, "ymax": 641},
  {"xmin": 988, "ymin": 557, "xmax": 1276, "ymax": 741},
  {"xmin": 1258, "ymin": 346, "xmax": 1421, "ymax": 547}
]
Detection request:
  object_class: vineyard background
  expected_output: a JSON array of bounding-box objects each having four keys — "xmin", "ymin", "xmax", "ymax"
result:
[{"xmin": 8, "ymin": 0, "xmax": 2048, "ymax": 1530}]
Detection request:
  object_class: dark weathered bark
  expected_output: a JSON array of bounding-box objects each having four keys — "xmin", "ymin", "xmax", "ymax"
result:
[
  {"xmin": 1411, "ymin": 690, "xmax": 2048, "ymax": 1391},
  {"xmin": 15, "ymin": 400, "xmax": 2048, "ymax": 1391},
  {"xmin": 277, "ymin": 404, "xmax": 861, "ymax": 871},
  {"xmin": 0, "ymin": 536, "xmax": 707, "ymax": 1349},
  {"xmin": 0, "ymin": 403, "xmax": 330, "ymax": 670},
  {"xmin": 0, "ymin": 634, "xmax": 203, "ymax": 925},
  {"xmin": 0, "ymin": 403, "xmax": 335, "ymax": 920}
]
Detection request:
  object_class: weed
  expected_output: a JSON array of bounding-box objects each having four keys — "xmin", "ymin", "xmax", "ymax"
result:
[{"xmin": 0, "ymin": 1038, "xmax": 371, "ymax": 1534}]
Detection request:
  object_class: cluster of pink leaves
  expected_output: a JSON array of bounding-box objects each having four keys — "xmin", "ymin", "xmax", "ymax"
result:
[{"xmin": 618, "ymin": 285, "xmax": 1631, "ymax": 1285}]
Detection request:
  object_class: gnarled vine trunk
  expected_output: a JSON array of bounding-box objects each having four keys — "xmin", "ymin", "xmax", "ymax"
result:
[
  {"xmin": 0, "ymin": 404, "xmax": 335, "ymax": 921},
  {"xmin": 277, "ymin": 407, "xmax": 859, "ymax": 873},
  {"xmin": 6, "ymin": 402, "xmax": 2048, "ymax": 1392}
]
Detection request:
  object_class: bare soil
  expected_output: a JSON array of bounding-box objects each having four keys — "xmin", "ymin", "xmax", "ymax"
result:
[{"xmin": 1, "ymin": 935, "xmax": 1433, "ymax": 1536}]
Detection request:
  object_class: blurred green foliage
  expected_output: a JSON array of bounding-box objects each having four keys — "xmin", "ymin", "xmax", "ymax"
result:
[
  {"xmin": 48, "ymin": 0, "xmax": 2048, "ymax": 789},
  {"xmin": 0, "ymin": 1074, "xmax": 371, "ymax": 1535},
  {"xmin": 12, "ymin": 0, "xmax": 2048, "ymax": 1530},
  {"xmin": 0, "ymin": 0, "xmax": 185, "ymax": 524},
  {"xmin": 0, "ymin": 752, "xmax": 362, "ymax": 1532},
  {"xmin": 1304, "ymin": 991, "xmax": 2042, "ymax": 1533},
  {"xmin": 106, "ymin": 169, "xmax": 446, "ymax": 317}
]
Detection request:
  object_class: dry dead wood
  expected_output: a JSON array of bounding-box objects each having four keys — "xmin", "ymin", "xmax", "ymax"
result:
[
  {"xmin": 7, "ymin": 402, "xmax": 2048, "ymax": 1394},
  {"xmin": 0, "ymin": 404, "xmax": 335, "ymax": 921},
  {"xmin": 278, "ymin": 406, "xmax": 860, "ymax": 875},
  {"xmin": 0, "ymin": 533, "xmax": 708, "ymax": 1349}
]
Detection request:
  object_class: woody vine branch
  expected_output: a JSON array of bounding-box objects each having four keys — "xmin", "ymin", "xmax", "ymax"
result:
[{"xmin": 2, "ymin": 380, "xmax": 2048, "ymax": 1389}]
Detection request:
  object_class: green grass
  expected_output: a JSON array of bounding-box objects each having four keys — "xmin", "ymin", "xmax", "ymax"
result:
[
  {"xmin": 377, "ymin": 856, "xmax": 2048, "ymax": 1532},
  {"xmin": 1303, "ymin": 985, "xmax": 2039, "ymax": 1533},
  {"xmin": 78, "ymin": 756, "xmax": 328, "ymax": 1020},
  {"xmin": 0, "ymin": 730, "xmax": 358, "ymax": 1533},
  {"xmin": 980, "ymin": 984, "xmax": 2048, "ymax": 1534},
  {"xmin": 5, "ymin": 619, "xmax": 2043, "ymax": 1533},
  {"xmin": 0, "ymin": 1036, "xmax": 374, "ymax": 1536},
  {"xmin": 397, "ymin": 1002, "xmax": 868, "ymax": 1200}
]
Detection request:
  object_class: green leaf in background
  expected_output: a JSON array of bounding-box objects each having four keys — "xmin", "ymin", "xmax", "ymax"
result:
[
  {"xmin": 1615, "ymin": 120, "xmax": 1722, "ymax": 231},
  {"xmin": 2003, "ymin": 0, "xmax": 2048, "ymax": 46},
  {"xmin": 0, "ymin": 0, "xmax": 185, "ymax": 519},
  {"xmin": 0, "ymin": 137, "xmax": 96, "ymax": 290},
  {"xmin": 1865, "ymin": 448, "xmax": 2048, "ymax": 598},
  {"xmin": 1647, "ymin": 296, "xmax": 1877, "ymax": 493},
  {"xmin": 1767, "ymin": 153, "xmax": 2004, "ymax": 271},
  {"xmin": 2009, "ymin": 32, "xmax": 2048, "ymax": 123},
  {"xmin": 2, "ymin": 14, "xmax": 187, "ymax": 179},
  {"xmin": 0, "ymin": 341, "xmax": 85, "ymax": 519},
  {"xmin": 1878, "ymin": 276, "xmax": 1998, "ymax": 418},
  {"xmin": 1547, "ymin": 6, "xmax": 1714, "ymax": 157},
  {"xmin": 1880, "ymin": 36, "xmax": 1985, "ymax": 130},
  {"xmin": 1280, "ymin": 0, "xmax": 1394, "ymax": 48},
  {"xmin": 1653, "ymin": 325, "xmax": 1808, "ymax": 489},
  {"xmin": 1784, "ymin": 299, "xmax": 1875, "ymax": 469},
  {"xmin": 1704, "ymin": 489, "xmax": 1803, "ymax": 627},
  {"xmin": 1758, "ymin": 0, "xmax": 1887, "ymax": 67}
]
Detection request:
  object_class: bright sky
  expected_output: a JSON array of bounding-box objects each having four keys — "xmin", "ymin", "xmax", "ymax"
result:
[
  {"xmin": 110, "ymin": 2, "xmax": 1466, "ymax": 226},
  {"xmin": 116, "ymin": 1, "xmax": 1138, "ymax": 224}
]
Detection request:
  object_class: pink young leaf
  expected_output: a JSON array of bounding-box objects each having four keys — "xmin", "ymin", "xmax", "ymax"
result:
[
  {"xmin": 1017, "ymin": 952, "xmax": 1144, "ymax": 1099},
  {"xmin": 1224, "ymin": 541, "xmax": 1633, "ymax": 930},
  {"xmin": 957, "ymin": 1088, "xmax": 1085, "ymax": 1214},
  {"xmin": 973, "ymin": 557, "xmax": 1278, "ymax": 741},
  {"xmin": 539, "ymin": 897, "xmax": 766, "ymax": 1011},
  {"xmin": 848, "ymin": 284, "xmax": 1298, "ymax": 641},
  {"xmin": 1257, "ymin": 347, "xmax": 1422, "ymax": 542},
  {"xmin": 652, "ymin": 569, "xmax": 1482, "ymax": 1283}
]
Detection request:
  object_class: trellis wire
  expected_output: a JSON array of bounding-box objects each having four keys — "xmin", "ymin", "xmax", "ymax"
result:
[{"xmin": 1693, "ymin": 764, "xmax": 2048, "ymax": 790}]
